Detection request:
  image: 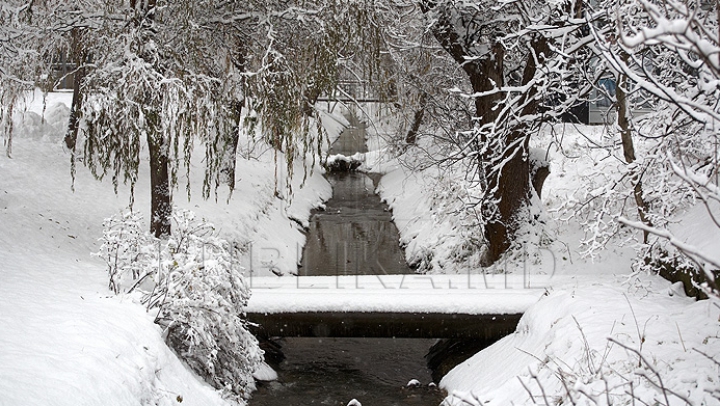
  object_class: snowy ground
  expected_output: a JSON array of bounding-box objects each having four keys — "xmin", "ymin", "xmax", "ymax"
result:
[
  {"xmin": 1, "ymin": 95, "xmax": 718, "ymax": 406},
  {"xmin": 358, "ymin": 109, "xmax": 720, "ymax": 405},
  {"xmin": 0, "ymin": 91, "xmax": 344, "ymax": 406}
]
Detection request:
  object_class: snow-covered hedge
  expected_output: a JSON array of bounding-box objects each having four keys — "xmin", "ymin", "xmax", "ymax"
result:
[{"xmin": 98, "ymin": 209, "xmax": 263, "ymax": 402}]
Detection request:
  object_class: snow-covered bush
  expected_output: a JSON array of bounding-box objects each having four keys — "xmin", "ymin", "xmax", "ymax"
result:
[
  {"xmin": 98, "ymin": 209, "xmax": 263, "ymax": 402},
  {"xmin": 99, "ymin": 210, "xmax": 147, "ymax": 294}
]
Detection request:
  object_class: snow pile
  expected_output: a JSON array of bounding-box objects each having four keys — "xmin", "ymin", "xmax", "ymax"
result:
[
  {"xmin": 0, "ymin": 91, "xmax": 341, "ymax": 405},
  {"xmin": 441, "ymin": 280, "xmax": 720, "ymax": 405},
  {"xmin": 325, "ymin": 152, "xmax": 364, "ymax": 172}
]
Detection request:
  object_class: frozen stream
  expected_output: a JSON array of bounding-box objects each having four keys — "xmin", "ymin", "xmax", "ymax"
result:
[{"xmin": 250, "ymin": 116, "xmax": 445, "ymax": 406}]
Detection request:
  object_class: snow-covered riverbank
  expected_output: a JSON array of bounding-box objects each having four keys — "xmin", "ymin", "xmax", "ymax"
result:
[
  {"xmin": 0, "ymin": 92, "xmax": 343, "ymax": 405},
  {"xmin": 1, "ymin": 96, "xmax": 718, "ymax": 405},
  {"xmin": 360, "ymin": 110, "xmax": 720, "ymax": 405}
]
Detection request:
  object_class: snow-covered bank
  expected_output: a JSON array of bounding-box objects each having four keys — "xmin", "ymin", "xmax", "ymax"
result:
[
  {"xmin": 0, "ymin": 250, "xmax": 229, "ymax": 406},
  {"xmin": 360, "ymin": 112, "xmax": 720, "ymax": 405},
  {"xmin": 442, "ymin": 280, "xmax": 720, "ymax": 405},
  {"xmin": 0, "ymin": 91, "xmax": 343, "ymax": 405}
]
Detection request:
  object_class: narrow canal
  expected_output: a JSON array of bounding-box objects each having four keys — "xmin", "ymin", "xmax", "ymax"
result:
[{"xmin": 250, "ymin": 115, "xmax": 445, "ymax": 406}]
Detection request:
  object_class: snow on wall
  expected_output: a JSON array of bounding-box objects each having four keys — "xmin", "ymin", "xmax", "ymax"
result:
[{"xmin": 245, "ymin": 275, "xmax": 548, "ymax": 315}]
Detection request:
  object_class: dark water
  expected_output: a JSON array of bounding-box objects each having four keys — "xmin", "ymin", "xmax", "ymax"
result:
[
  {"xmin": 252, "ymin": 338, "xmax": 444, "ymax": 406},
  {"xmin": 300, "ymin": 170, "xmax": 410, "ymax": 276},
  {"xmin": 300, "ymin": 116, "xmax": 410, "ymax": 277},
  {"xmin": 250, "ymin": 117, "xmax": 445, "ymax": 406}
]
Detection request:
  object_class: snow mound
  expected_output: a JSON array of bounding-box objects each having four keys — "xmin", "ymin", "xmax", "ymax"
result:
[
  {"xmin": 441, "ymin": 281, "xmax": 720, "ymax": 405},
  {"xmin": 325, "ymin": 152, "xmax": 364, "ymax": 172}
]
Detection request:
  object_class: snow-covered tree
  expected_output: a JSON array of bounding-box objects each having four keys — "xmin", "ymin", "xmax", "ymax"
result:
[
  {"xmin": 394, "ymin": 0, "xmax": 596, "ymax": 264},
  {"xmin": 580, "ymin": 0, "xmax": 720, "ymax": 296},
  {"xmin": 0, "ymin": 1, "xmax": 63, "ymax": 158},
  {"xmin": 1, "ymin": 1, "xmax": 368, "ymax": 237}
]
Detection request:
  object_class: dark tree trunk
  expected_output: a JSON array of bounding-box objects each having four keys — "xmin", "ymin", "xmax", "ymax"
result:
[
  {"xmin": 482, "ymin": 37, "xmax": 550, "ymax": 264},
  {"xmin": 532, "ymin": 164, "xmax": 550, "ymax": 199},
  {"xmin": 130, "ymin": 0, "xmax": 169, "ymax": 238},
  {"xmin": 421, "ymin": 2, "xmax": 550, "ymax": 264},
  {"xmin": 64, "ymin": 69, "xmax": 84, "ymax": 150},
  {"xmin": 616, "ymin": 55, "xmax": 651, "ymax": 243},
  {"xmin": 219, "ymin": 100, "xmax": 242, "ymax": 192},
  {"xmin": 147, "ymin": 115, "xmax": 172, "ymax": 239},
  {"xmin": 405, "ymin": 93, "xmax": 427, "ymax": 145},
  {"xmin": 64, "ymin": 28, "xmax": 87, "ymax": 151}
]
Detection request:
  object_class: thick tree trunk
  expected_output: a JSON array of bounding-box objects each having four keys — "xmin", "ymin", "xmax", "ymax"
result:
[
  {"xmin": 130, "ymin": 0, "xmax": 169, "ymax": 237},
  {"xmin": 481, "ymin": 37, "xmax": 550, "ymax": 264},
  {"xmin": 219, "ymin": 100, "xmax": 242, "ymax": 191},
  {"xmin": 147, "ymin": 116, "xmax": 172, "ymax": 239},
  {"xmin": 64, "ymin": 29, "xmax": 87, "ymax": 151},
  {"xmin": 482, "ymin": 140, "xmax": 530, "ymax": 263}
]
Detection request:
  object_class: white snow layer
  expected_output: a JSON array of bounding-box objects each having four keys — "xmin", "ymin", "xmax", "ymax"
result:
[
  {"xmin": 246, "ymin": 274, "xmax": 547, "ymax": 314},
  {"xmin": 0, "ymin": 91, "xmax": 341, "ymax": 406},
  {"xmin": 441, "ymin": 281, "xmax": 720, "ymax": 405},
  {"xmin": 360, "ymin": 116, "xmax": 720, "ymax": 405}
]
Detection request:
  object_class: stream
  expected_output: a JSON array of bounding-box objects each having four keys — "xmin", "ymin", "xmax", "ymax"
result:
[{"xmin": 250, "ymin": 116, "xmax": 446, "ymax": 406}]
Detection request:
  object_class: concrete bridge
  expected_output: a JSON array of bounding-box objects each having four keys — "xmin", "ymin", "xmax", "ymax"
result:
[{"xmin": 245, "ymin": 274, "xmax": 549, "ymax": 340}]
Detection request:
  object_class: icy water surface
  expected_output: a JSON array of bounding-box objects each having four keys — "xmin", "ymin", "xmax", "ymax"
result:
[
  {"xmin": 300, "ymin": 116, "xmax": 409, "ymax": 276},
  {"xmin": 250, "ymin": 117, "xmax": 445, "ymax": 406},
  {"xmin": 251, "ymin": 337, "xmax": 443, "ymax": 406}
]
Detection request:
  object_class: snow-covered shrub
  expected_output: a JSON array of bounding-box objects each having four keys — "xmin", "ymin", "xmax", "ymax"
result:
[
  {"xmin": 98, "ymin": 210, "xmax": 147, "ymax": 294},
  {"xmin": 98, "ymin": 209, "xmax": 263, "ymax": 401}
]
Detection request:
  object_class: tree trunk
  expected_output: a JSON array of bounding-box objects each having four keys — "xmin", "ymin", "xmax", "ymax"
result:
[
  {"xmin": 219, "ymin": 50, "xmax": 246, "ymax": 192},
  {"xmin": 481, "ymin": 37, "xmax": 550, "ymax": 264},
  {"xmin": 64, "ymin": 28, "xmax": 87, "ymax": 151},
  {"xmin": 130, "ymin": 0, "xmax": 169, "ymax": 237},
  {"xmin": 405, "ymin": 93, "xmax": 427, "ymax": 145},
  {"xmin": 147, "ymin": 114, "xmax": 172, "ymax": 239},
  {"xmin": 219, "ymin": 100, "xmax": 242, "ymax": 192},
  {"xmin": 482, "ymin": 138, "xmax": 530, "ymax": 263},
  {"xmin": 616, "ymin": 61, "xmax": 651, "ymax": 243}
]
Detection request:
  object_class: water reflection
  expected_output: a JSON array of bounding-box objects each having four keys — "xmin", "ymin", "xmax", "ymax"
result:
[
  {"xmin": 251, "ymin": 117, "xmax": 443, "ymax": 406},
  {"xmin": 301, "ymin": 172, "xmax": 410, "ymax": 276},
  {"xmin": 252, "ymin": 338, "xmax": 444, "ymax": 406}
]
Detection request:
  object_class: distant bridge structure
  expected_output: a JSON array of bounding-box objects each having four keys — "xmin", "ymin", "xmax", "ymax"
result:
[{"xmin": 316, "ymin": 80, "xmax": 387, "ymax": 104}]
